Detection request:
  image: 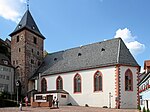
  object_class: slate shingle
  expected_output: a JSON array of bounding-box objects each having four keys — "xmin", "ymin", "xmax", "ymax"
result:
[
  {"xmin": 9, "ymin": 10, "xmax": 45, "ymax": 39},
  {"xmin": 31, "ymin": 38, "xmax": 139, "ymax": 79}
]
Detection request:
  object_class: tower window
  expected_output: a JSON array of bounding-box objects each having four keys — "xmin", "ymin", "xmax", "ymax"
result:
[
  {"xmin": 32, "ymin": 49, "xmax": 34, "ymax": 53},
  {"xmin": 33, "ymin": 37, "xmax": 37, "ymax": 44},
  {"xmin": 38, "ymin": 61, "xmax": 41, "ymax": 66},
  {"xmin": 31, "ymin": 59, "xmax": 34, "ymax": 64},
  {"xmin": 19, "ymin": 48, "xmax": 21, "ymax": 52},
  {"xmin": 13, "ymin": 60, "xmax": 15, "ymax": 65},
  {"xmin": 37, "ymin": 51, "xmax": 39, "ymax": 55},
  {"xmin": 17, "ymin": 35, "xmax": 19, "ymax": 42},
  {"xmin": 16, "ymin": 60, "xmax": 18, "ymax": 64}
]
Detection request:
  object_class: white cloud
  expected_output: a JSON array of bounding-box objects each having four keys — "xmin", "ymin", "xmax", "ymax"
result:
[
  {"xmin": 114, "ymin": 28, "xmax": 145, "ymax": 56},
  {"xmin": 20, "ymin": 0, "xmax": 27, "ymax": 3},
  {"xmin": 0, "ymin": 0, "xmax": 26, "ymax": 23}
]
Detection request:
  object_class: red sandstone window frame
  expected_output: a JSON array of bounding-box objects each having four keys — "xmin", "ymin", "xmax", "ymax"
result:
[
  {"xmin": 56, "ymin": 76, "xmax": 63, "ymax": 90},
  {"xmin": 74, "ymin": 73, "xmax": 82, "ymax": 93},
  {"xmin": 125, "ymin": 69, "xmax": 133, "ymax": 91},
  {"xmin": 93, "ymin": 71, "xmax": 103, "ymax": 92},
  {"xmin": 41, "ymin": 78, "xmax": 47, "ymax": 92}
]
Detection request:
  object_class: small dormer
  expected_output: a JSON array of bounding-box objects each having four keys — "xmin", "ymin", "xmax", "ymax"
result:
[{"xmin": 144, "ymin": 60, "xmax": 150, "ymax": 73}]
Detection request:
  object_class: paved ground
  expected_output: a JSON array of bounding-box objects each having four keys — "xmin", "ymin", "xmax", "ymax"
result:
[{"xmin": 0, "ymin": 106, "xmax": 139, "ymax": 112}]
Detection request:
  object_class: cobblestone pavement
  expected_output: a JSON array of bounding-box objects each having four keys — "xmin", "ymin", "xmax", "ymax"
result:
[{"xmin": 0, "ymin": 106, "xmax": 139, "ymax": 112}]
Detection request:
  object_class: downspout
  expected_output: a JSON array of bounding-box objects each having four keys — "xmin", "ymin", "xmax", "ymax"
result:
[{"xmin": 38, "ymin": 73, "xmax": 41, "ymax": 92}]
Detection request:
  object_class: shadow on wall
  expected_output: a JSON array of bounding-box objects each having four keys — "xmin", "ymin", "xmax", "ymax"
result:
[{"xmin": 68, "ymin": 94, "xmax": 79, "ymax": 106}]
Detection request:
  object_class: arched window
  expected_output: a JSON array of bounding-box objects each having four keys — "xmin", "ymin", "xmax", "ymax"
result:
[
  {"xmin": 74, "ymin": 74, "xmax": 81, "ymax": 93},
  {"xmin": 56, "ymin": 76, "xmax": 63, "ymax": 90},
  {"xmin": 94, "ymin": 71, "xmax": 102, "ymax": 91},
  {"xmin": 41, "ymin": 78, "xmax": 47, "ymax": 92},
  {"xmin": 125, "ymin": 69, "xmax": 133, "ymax": 91}
]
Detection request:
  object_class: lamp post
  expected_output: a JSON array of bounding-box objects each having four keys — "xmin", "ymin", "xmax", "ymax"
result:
[{"xmin": 16, "ymin": 81, "xmax": 20, "ymax": 105}]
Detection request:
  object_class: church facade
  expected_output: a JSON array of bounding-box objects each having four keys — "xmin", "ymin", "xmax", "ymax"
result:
[
  {"xmin": 10, "ymin": 10, "xmax": 140, "ymax": 109},
  {"xmin": 31, "ymin": 38, "xmax": 139, "ymax": 109}
]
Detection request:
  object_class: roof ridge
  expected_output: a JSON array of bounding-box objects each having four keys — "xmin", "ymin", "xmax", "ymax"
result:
[
  {"xmin": 24, "ymin": 10, "xmax": 28, "ymax": 26},
  {"xmin": 48, "ymin": 38, "xmax": 121, "ymax": 55},
  {"xmin": 117, "ymin": 38, "xmax": 121, "ymax": 64}
]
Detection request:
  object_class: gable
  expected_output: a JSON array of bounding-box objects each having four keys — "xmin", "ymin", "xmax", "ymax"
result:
[{"xmin": 118, "ymin": 39, "xmax": 139, "ymax": 66}]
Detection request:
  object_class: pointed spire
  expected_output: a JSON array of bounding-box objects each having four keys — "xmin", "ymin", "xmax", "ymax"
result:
[{"xmin": 9, "ymin": 10, "xmax": 45, "ymax": 39}]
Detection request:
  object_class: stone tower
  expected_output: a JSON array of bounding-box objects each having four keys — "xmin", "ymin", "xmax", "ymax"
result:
[{"xmin": 10, "ymin": 10, "xmax": 45, "ymax": 95}]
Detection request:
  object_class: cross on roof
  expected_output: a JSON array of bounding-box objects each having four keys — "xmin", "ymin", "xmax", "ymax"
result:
[{"xmin": 27, "ymin": 0, "xmax": 29, "ymax": 10}]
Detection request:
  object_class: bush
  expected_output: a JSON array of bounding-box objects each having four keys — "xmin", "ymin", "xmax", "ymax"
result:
[
  {"xmin": 147, "ymin": 108, "xmax": 150, "ymax": 112},
  {"xmin": 143, "ymin": 107, "xmax": 146, "ymax": 112},
  {"xmin": 137, "ymin": 105, "xmax": 141, "ymax": 110},
  {"xmin": 67, "ymin": 103, "xmax": 72, "ymax": 106},
  {"xmin": 103, "ymin": 106, "xmax": 108, "ymax": 108},
  {"xmin": 85, "ymin": 104, "xmax": 89, "ymax": 107},
  {"xmin": 0, "ymin": 91, "xmax": 11, "ymax": 99},
  {"xmin": 0, "ymin": 99, "xmax": 17, "ymax": 107}
]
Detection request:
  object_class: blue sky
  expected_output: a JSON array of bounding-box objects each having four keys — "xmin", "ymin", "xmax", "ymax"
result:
[{"xmin": 0, "ymin": 0, "xmax": 150, "ymax": 71}]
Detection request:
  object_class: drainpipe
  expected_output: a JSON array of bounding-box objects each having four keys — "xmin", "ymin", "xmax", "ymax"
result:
[{"xmin": 38, "ymin": 73, "xmax": 41, "ymax": 92}]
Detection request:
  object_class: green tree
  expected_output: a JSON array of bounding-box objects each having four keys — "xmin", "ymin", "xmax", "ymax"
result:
[
  {"xmin": 143, "ymin": 107, "xmax": 146, "ymax": 112},
  {"xmin": 138, "ymin": 105, "xmax": 141, "ymax": 111}
]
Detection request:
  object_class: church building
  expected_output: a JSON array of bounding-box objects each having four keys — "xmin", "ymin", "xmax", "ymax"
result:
[{"xmin": 10, "ymin": 9, "xmax": 140, "ymax": 109}]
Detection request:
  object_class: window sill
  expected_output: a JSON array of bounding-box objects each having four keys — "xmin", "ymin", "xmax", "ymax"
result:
[
  {"xmin": 93, "ymin": 90, "xmax": 103, "ymax": 93},
  {"xmin": 74, "ymin": 92, "xmax": 82, "ymax": 94}
]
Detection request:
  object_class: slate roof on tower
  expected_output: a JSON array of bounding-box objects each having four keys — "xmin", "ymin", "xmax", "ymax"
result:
[
  {"xmin": 30, "ymin": 38, "xmax": 139, "ymax": 79},
  {"xmin": 9, "ymin": 10, "xmax": 45, "ymax": 39}
]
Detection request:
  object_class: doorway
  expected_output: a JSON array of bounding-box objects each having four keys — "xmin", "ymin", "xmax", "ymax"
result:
[{"xmin": 47, "ymin": 95, "xmax": 53, "ymax": 107}]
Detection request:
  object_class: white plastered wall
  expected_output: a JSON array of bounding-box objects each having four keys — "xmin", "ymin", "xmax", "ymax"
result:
[
  {"xmin": 57, "ymin": 93, "xmax": 69, "ymax": 106},
  {"xmin": 119, "ymin": 66, "xmax": 138, "ymax": 108},
  {"xmin": 43, "ymin": 66, "xmax": 116, "ymax": 108}
]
